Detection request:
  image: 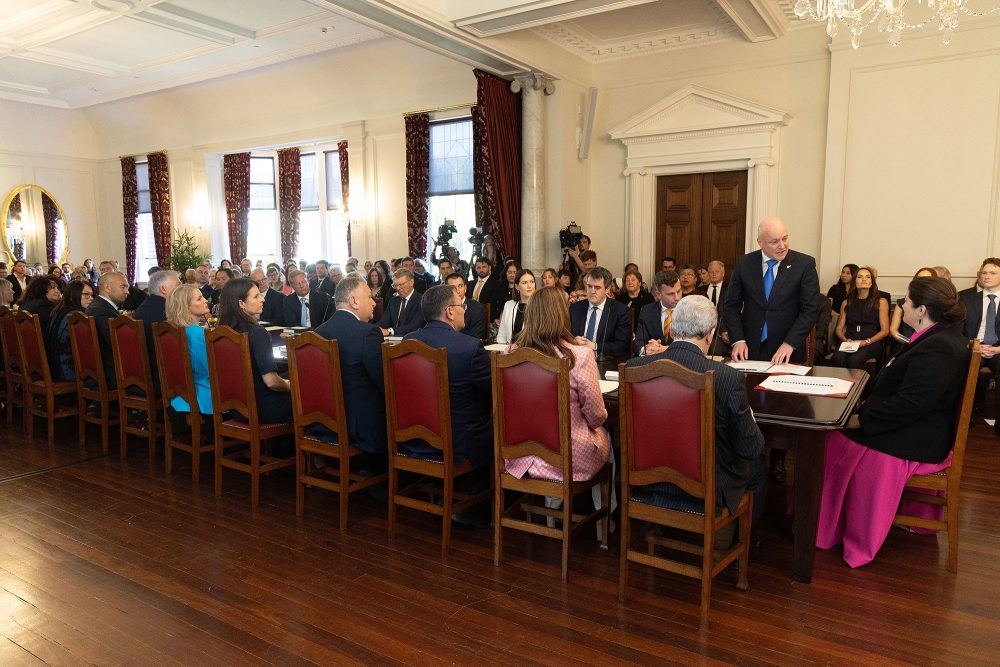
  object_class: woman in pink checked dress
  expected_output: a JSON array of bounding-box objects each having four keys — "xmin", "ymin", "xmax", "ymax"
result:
[{"xmin": 503, "ymin": 285, "xmax": 611, "ymax": 483}]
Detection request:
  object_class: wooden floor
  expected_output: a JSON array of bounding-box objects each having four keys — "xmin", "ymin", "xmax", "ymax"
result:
[{"xmin": 1, "ymin": 417, "xmax": 999, "ymax": 666}]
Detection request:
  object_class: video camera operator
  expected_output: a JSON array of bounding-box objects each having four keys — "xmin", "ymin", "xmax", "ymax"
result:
[{"xmin": 559, "ymin": 223, "xmax": 591, "ymax": 291}]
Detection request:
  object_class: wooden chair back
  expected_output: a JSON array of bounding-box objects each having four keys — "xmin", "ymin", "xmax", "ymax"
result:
[
  {"xmin": 0, "ymin": 307, "xmax": 25, "ymax": 425},
  {"xmin": 383, "ymin": 339, "xmax": 452, "ymax": 458},
  {"xmin": 13, "ymin": 310, "xmax": 78, "ymax": 444},
  {"xmin": 894, "ymin": 339, "xmax": 981, "ymax": 572},
  {"xmin": 109, "ymin": 315, "xmax": 156, "ymax": 399},
  {"xmin": 618, "ymin": 358, "xmax": 751, "ymax": 624},
  {"xmin": 68, "ymin": 312, "xmax": 118, "ymax": 452},
  {"xmin": 205, "ymin": 325, "xmax": 257, "ymax": 425}
]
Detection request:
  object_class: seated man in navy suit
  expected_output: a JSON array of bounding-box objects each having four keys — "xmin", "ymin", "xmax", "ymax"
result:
[
  {"xmin": 314, "ymin": 275, "xmax": 388, "ymax": 467},
  {"xmin": 444, "ymin": 272, "xmax": 485, "ymax": 340},
  {"xmin": 402, "ymin": 285, "xmax": 493, "ymax": 474},
  {"xmin": 378, "ymin": 268, "xmax": 425, "ymax": 336},
  {"xmin": 281, "ymin": 269, "xmax": 331, "ymax": 329},
  {"xmin": 133, "ymin": 269, "xmax": 181, "ymax": 395},
  {"xmin": 250, "ymin": 267, "xmax": 283, "ymax": 324},
  {"xmin": 633, "ymin": 269, "xmax": 682, "ymax": 357},
  {"xmin": 569, "ymin": 266, "xmax": 632, "ymax": 359}
]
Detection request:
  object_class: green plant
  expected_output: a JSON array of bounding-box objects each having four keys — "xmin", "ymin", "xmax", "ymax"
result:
[{"xmin": 167, "ymin": 229, "xmax": 210, "ymax": 273}]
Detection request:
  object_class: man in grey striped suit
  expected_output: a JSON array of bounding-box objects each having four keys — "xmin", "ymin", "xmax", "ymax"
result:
[{"xmin": 627, "ymin": 295, "xmax": 767, "ymax": 523}]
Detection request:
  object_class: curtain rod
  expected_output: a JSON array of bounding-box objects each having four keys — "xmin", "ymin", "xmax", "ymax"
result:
[{"xmin": 403, "ymin": 102, "xmax": 474, "ymax": 117}]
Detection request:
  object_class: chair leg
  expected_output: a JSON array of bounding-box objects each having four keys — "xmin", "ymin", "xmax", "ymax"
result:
[
  {"xmin": 147, "ymin": 406, "xmax": 158, "ymax": 461},
  {"xmin": 250, "ymin": 436, "xmax": 261, "ymax": 508},
  {"xmin": 118, "ymin": 403, "xmax": 128, "ymax": 460},
  {"xmin": 164, "ymin": 416, "xmax": 173, "ymax": 476},
  {"xmin": 561, "ymin": 493, "xmax": 572, "ymax": 582},
  {"xmin": 947, "ymin": 498, "xmax": 959, "ymax": 573},
  {"xmin": 737, "ymin": 506, "xmax": 751, "ymax": 592},
  {"xmin": 493, "ymin": 474, "xmax": 503, "ymax": 567},
  {"xmin": 387, "ymin": 460, "xmax": 397, "ymax": 540},
  {"xmin": 191, "ymin": 418, "xmax": 202, "ymax": 483},
  {"xmin": 441, "ymin": 471, "xmax": 454, "ymax": 556},
  {"xmin": 618, "ymin": 500, "xmax": 630, "ymax": 602},
  {"xmin": 214, "ymin": 433, "xmax": 223, "ymax": 497},
  {"xmin": 295, "ymin": 444, "xmax": 305, "ymax": 518},
  {"xmin": 100, "ymin": 401, "xmax": 110, "ymax": 455},
  {"xmin": 77, "ymin": 396, "xmax": 86, "ymax": 447},
  {"xmin": 46, "ymin": 393, "xmax": 55, "ymax": 445},
  {"xmin": 701, "ymin": 519, "xmax": 714, "ymax": 625},
  {"xmin": 600, "ymin": 477, "xmax": 610, "ymax": 549},
  {"xmin": 338, "ymin": 448, "xmax": 349, "ymax": 531}
]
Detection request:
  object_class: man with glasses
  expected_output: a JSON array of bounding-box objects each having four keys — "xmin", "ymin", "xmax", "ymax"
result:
[
  {"xmin": 251, "ymin": 267, "xmax": 284, "ymax": 323},
  {"xmin": 282, "ymin": 269, "xmax": 331, "ymax": 329},
  {"xmin": 378, "ymin": 268, "xmax": 425, "ymax": 336},
  {"xmin": 403, "ymin": 285, "xmax": 493, "ymax": 490},
  {"xmin": 569, "ymin": 266, "xmax": 632, "ymax": 359},
  {"xmin": 444, "ymin": 272, "xmax": 485, "ymax": 339}
]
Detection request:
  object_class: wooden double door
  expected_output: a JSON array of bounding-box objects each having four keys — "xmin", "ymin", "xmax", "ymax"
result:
[{"xmin": 655, "ymin": 170, "xmax": 748, "ymax": 272}]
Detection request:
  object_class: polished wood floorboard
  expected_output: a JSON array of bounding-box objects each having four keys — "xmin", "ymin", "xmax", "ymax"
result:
[{"xmin": 1, "ymin": 415, "xmax": 999, "ymax": 665}]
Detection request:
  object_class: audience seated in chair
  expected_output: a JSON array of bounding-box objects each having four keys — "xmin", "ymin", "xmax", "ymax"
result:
[
  {"xmin": 85, "ymin": 272, "xmax": 129, "ymax": 389},
  {"xmin": 44, "ymin": 281, "xmax": 94, "ymax": 382},
  {"xmin": 444, "ymin": 273, "xmax": 485, "ymax": 340},
  {"xmin": 831, "ymin": 266, "xmax": 890, "ymax": 369},
  {"xmin": 378, "ymin": 268, "xmax": 425, "ymax": 337},
  {"xmin": 568, "ymin": 267, "xmax": 632, "ymax": 359},
  {"xmin": 133, "ymin": 269, "xmax": 182, "ymax": 395},
  {"xmin": 634, "ymin": 270, "xmax": 682, "ymax": 357}
]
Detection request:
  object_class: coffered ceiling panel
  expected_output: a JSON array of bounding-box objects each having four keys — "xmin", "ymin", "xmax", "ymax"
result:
[{"xmin": 44, "ymin": 18, "xmax": 212, "ymax": 66}]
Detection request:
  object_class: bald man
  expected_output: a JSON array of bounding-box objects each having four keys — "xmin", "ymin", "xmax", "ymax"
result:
[{"xmin": 86, "ymin": 271, "xmax": 130, "ymax": 389}]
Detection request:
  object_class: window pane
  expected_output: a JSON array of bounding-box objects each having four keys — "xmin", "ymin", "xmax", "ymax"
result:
[
  {"xmin": 427, "ymin": 193, "xmax": 476, "ymax": 271},
  {"xmin": 428, "ymin": 119, "xmax": 473, "ymax": 196},
  {"xmin": 137, "ymin": 191, "xmax": 151, "ymax": 214},
  {"xmin": 250, "ymin": 157, "xmax": 274, "ymax": 183},
  {"xmin": 325, "ymin": 150, "xmax": 342, "ymax": 210},
  {"xmin": 247, "ymin": 209, "xmax": 277, "ymax": 259},
  {"xmin": 136, "ymin": 162, "xmax": 149, "ymax": 191},
  {"xmin": 300, "ymin": 153, "xmax": 318, "ymax": 210},
  {"xmin": 250, "ymin": 183, "xmax": 275, "ymax": 210},
  {"xmin": 136, "ymin": 212, "xmax": 157, "ymax": 280},
  {"xmin": 297, "ymin": 210, "xmax": 321, "ymax": 262}
]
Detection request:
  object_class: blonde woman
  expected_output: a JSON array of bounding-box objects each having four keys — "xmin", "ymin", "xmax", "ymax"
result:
[{"xmin": 165, "ymin": 284, "xmax": 213, "ymax": 416}]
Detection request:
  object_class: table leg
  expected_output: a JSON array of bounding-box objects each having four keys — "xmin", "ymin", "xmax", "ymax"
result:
[{"xmin": 791, "ymin": 430, "xmax": 826, "ymax": 583}]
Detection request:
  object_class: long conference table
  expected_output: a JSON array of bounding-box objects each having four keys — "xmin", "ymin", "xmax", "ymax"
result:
[{"xmin": 271, "ymin": 329, "xmax": 866, "ymax": 584}]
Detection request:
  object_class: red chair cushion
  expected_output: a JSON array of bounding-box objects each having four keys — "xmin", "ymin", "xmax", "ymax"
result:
[
  {"xmin": 293, "ymin": 343, "xmax": 337, "ymax": 420},
  {"xmin": 69, "ymin": 318, "xmax": 99, "ymax": 375},
  {"xmin": 501, "ymin": 361, "xmax": 561, "ymax": 454},
  {"xmin": 631, "ymin": 375, "xmax": 702, "ymax": 482},
  {"xmin": 113, "ymin": 323, "xmax": 146, "ymax": 384},
  {"xmin": 210, "ymin": 337, "xmax": 248, "ymax": 406},
  {"xmin": 157, "ymin": 330, "xmax": 188, "ymax": 391},
  {"xmin": 390, "ymin": 353, "xmax": 441, "ymax": 435}
]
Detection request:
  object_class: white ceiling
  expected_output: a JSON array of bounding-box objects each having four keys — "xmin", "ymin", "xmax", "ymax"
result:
[{"xmin": 0, "ymin": 0, "xmax": 803, "ymax": 109}]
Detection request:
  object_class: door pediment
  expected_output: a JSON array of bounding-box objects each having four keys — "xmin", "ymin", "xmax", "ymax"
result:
[{"xmin": 609, "ymin": 84, "xmax": 788, "ymax": 143}]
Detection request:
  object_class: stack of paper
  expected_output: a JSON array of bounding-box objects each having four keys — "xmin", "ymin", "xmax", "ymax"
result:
[
  {"xmin": 756, "ymin": 375, "xmax": 854, "ymax": 397},
  {"xmin": 727, "ymin": 361, "xmax": 812, "ymax": 375}
]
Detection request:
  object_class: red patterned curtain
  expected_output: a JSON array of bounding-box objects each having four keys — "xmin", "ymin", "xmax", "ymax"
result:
[
  {"xmin": 470, "ymin": 104, "xmax": 490, "ymax": 235},
  {"xmin": 223, "ymin": 153, "xmax": 251, "ymax": 267},
  {"xmin": 41, "ymin": 193, "xmax": 59, "ymax": 264},
  {"xmin": 277, "ymin": 147, "xmax": 301, "ymax": 266},
  {"xmin": 474, "ymin": 69, "xmax": 522, "ymax": 261},
  {"xmin": 121, "ymin": 156, "xmax": 139, "ymax": 282},
  {"xmin": 338, "ymin": 140, "xmax": 351, "ymax": 257},
  {"xmin": 147, "ymin": 151, "xmax": 172, "ymax": 267},
  {"xmin": 404, "ymin": 113, "xmax": 430, "ymax": 259},
  {"xmin": 9, "ymin": 194, "xmax": 23, "ymax": 260}
]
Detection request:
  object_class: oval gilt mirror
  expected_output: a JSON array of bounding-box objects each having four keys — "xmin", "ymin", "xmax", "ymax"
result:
[{"xmin": 1, "ymin": 185, "xmax": 69, "ymax": 266}]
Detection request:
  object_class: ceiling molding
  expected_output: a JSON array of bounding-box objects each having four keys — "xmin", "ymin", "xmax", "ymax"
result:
[
  {"xmin": 15, "ymin": 47, "xmax": 131, "ymax": 76},
  {"xmin": 533, "ymin": 20, "xmax": 741, "ymax": 62},
  {"xmin": 712, "ymin": 0, "xmax": 788, "ymax": 42},
  {"xmin": 453, "ymin": 0, "xmax": 658, "ymax": 38},
  {"xmin": 129, "ymin": 5, "xmax": 257, "ymax": 45}
]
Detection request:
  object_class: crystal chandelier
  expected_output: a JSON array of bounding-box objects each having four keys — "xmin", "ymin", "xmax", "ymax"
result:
[{"xmin": 793, "ymin": 0, "xmax": 1000, "ymax": 48}]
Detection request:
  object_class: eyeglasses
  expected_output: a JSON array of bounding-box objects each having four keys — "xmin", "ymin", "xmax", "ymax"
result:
[{"xmin": 448, "ymin": 302, "xmax": 468, "ymax": 311}]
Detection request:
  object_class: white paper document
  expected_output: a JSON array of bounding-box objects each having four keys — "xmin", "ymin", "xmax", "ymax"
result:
[
  {"xmin": 756, "ymin": 375, "xmax": 854, "ymax": 397},
  {"xmin": 838, "ymin": 341, "xmax": 861, "ymax": 352},
  {"xmin": 484, "ymin": 343, "xmax": 508, "ymax": 352},
  {"xmin": 599, "ymin": 380, "xmax": 618, "ymax": 394},
  {"xmin": 727, "ymin": 360, "xmax": 812, "ymax": 375}
]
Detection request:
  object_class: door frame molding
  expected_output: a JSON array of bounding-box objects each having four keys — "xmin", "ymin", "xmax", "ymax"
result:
[{"xmin": 609, "ymin": 85, "xmax": 788, "ymax": 274}]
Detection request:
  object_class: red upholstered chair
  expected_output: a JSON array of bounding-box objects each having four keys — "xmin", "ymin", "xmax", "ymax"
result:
[
  {"xmin": 205, "ymin": 325, "xmax": 294, "ymax": 508},
  {"xmin": 0, "ymin": 307, "xmax": 26, "ymax": 426},
  {"xmin": 153, "ymin": 322, "xmax": 213, "ymax": 482},
  {"xmin": 288, "ymin": 333, "xmax": 386, "ymax": 528},
  {"xmin": 13, "ymin": 311, "xmax": 79, "ymax": 444},
  {"xmin": 894, "ymin": 339, "xmax": 980, "ymax": 572},
  {"xmin": 68, "ymin": 312, "xmax": 119, "ymax": 453},
  {"xmin": 382, "ymin": 339, "xmax": 491, "ymax": 554},
  {"xmin": 110, "ymin": 316, "xmax": 163, "ymax": 461},
  {"xmin": 491, "ymin": 348, "xmax": 612, "ymax": 582},
  {"xmin": 618, "ymin": 359, "xmax": 751, "ymax": 624}
]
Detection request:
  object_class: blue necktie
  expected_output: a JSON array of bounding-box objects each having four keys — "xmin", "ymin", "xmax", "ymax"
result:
[
  {"xmin": 585, "ymin": 305, "xmax": 598, "ymax": 341},
  {"xmin": 985, "ymin": 294, "xmax": 998, "ymax": 345},
  {"xmin": 300, "ymin": 296, "xmax": 309, "ymax": 327},
  {"xmin": 762, "ymin": 259, "xmax": 778, "ymax": 342}
]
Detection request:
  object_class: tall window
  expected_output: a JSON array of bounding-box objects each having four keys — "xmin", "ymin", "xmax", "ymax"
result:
[
  {"xmin": 242, "ymin": 146, "xmax": 347, "ymax": 266},
  {"xmin": 135, "ymin": 161, "xmax": 157, "ymax": 280},
  {"xmin": 427, "ymin": 118, "xmax": 475, "ymax": 272}
]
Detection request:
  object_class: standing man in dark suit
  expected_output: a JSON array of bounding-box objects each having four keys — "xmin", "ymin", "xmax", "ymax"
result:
[
  {"xmin": 314, "ymin": 275, "xmax": 388, "ymax": 466},
  {"xmin": 960, "ymin": 257, "xmax": 1000, "ymax": 435},
  {"xmin": 133, "ymin": 269, "xmax": 181, "ymax": 395},
  {"xmin": 402, "ymin": 285, "xmax": 493, "ymax": 471},
  {"xmin": 6, "ymin": 260, "xmax": 28, "ymax": 302},
  {"xmin": 705, "ymin": 259, "xmax": 731, "ymax": 356},
  {"xmin": 724, "ymin": 216, "xmax": 819, "ymax": 482},
  {"xmin": 627, "ymin": 296, "xmax": 767, "ymax": 523},
  {"xmin": 444, "ymin": 272, "xmax": 485, "ymax": 340},
  {"xmin": 378, "ymin": 268, "xmax": 425, "ymax": 336},
  {"xmin": 724, "ymin": 217, "xmax": 819, "ymax": 365},
  {"xmin": 469, "ymin": 258, "xmax": 504, "ymax": 323},
  {"xmin": 310, "ymin": 260, "xmax": 337, "ymax": 298},
  {"xmin": 251, "ymin": 268, "xmax": 284, "ymax": 324},
  {"xmin": 85, "ymin": 271, "xmax": 129, "ymax": 389},
  {"xmin": 569, "ymin": 266, "xmax": 632, "ymax": 359},
  {"xmin": 281, "ymin": 269, "xmax": 331, "ymax": 329},
  {"xmin": 634, "ymin": 269, "xmax": 682, "ymax": 356}
]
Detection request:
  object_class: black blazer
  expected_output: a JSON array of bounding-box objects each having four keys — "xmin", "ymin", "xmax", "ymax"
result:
[
  {"xmin": 6, "ymin": 274, "xmax": 26, "ymax": 303},
  {"xmin": 19, "ymin": 299, "xmax": 54, "ymax": 333},
  {"xmin": 281, "ymin": 290, "xmax": 331, "ymax": 329},
  {"xmin": 84, "ymin": 296, "xmax": 121, "ymax": 389},
  {"xmin": 959, "ymin": 287, "xmax": 999, "ymax": 342},
  {"xmin": 846, "ymin": 322, "xmax": 970, "ymax": 463},
  {"xmin": 377, "ymin": 293, "xmax": 425, "ymax": 336},
  {"xmin": 402, "ymin": 320, "xmax": 493, "ymax": 467},
  {"xmin": 627, "ymin": 340, "xmax": 764, "ymax": 514},
  {"xmin": 314, "ymin": 309, "xmax": 388, "ymax": 455},
  {"xmin": 261, "ymin": 287, "xmax": 284, "ymax": 324},
  {"xmin": 468, "ymin": 274, "xmax": 505, "ymax": 320},
  {"xmin": 310, "ymin": 276, "xmax": 336, "ymax": 298},
  {"xmin": 132, "ymin": 294, "xmax": 167, "ymax": 395},
  {"xmin": 569, "ymin": 297, "xmax": 632, "ymax": 359},
  {"xmin": 634, "ymin": 301, "xmax": 671, "ymax": 356},
  {"xmin": 462, "ymin": 297, "xmax": 486, "ymax": 340},
  {"xmin": 723, "ymin": 249, "xmax": 819, "ymax": 362}
]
